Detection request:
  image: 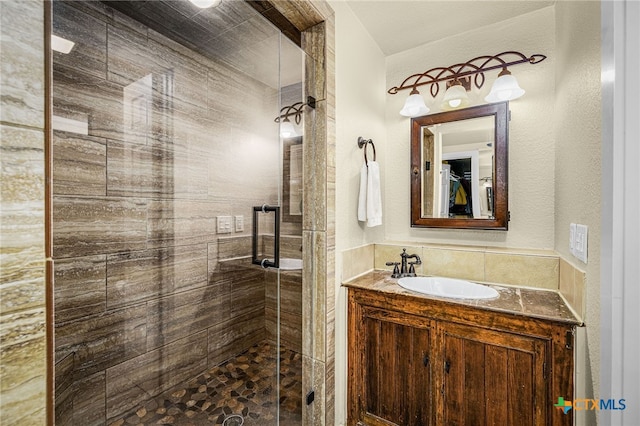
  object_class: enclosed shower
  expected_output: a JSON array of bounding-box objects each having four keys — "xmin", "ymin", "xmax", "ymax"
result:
[{"xmin": 51, "ymin": 1, "xmax": 312, "ymax": 424}]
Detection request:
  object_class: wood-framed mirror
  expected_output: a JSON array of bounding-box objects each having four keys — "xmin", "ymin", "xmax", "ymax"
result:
[{"xmin": 410, "ymin": 101, "xmax": 509, "ymax": 230}]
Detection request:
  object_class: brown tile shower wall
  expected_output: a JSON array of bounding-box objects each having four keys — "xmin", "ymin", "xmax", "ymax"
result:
[{"xmin": 51, "ymin": 1, "xmax": 282, "ymax": 423}]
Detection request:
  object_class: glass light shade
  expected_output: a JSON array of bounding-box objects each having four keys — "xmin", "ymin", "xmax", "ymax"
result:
[
  {"xmin": 280, "ymin": 120, "xmax": 297, "ymax": 138},
  {"xmin": 400, "ymin": 93, "xmax": 430, "ymax": 117},
  {"xmin": 189, "ymin": 0, "xmax": 222, "ymax": 8},
  {"xmin": 485, "ymin": 73, "xmax": 525, "ymax": 102},
  {"xmin": 441, "ymin": 84, "xmax": 469, "ymax": 110}
]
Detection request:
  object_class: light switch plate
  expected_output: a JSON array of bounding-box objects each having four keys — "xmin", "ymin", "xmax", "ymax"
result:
[
  {"xmin": 235, "ymin": 215, "xmax": 244, "ymax": 232},
  {"xmin": 217, "ymin": 216, "xmax": 232, "ymax": 234},
  {"xmin": 569, "ymin": 223, "xmax": 576, "ymax": 255},
  {"xmin": 574, "ymin": 224, "xmax": 588, "ymax": 263}
]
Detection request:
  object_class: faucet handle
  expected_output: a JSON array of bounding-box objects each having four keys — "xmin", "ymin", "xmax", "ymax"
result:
[
  {"xmin": 385, "ymin": 261, "xmax": 401, "ymax": 278},
  {"xmin": 408, "ymin": 261, "xmax": 418, "ymax": 275}
]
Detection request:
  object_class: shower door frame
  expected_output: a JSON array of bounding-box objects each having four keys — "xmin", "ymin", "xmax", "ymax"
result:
[{"xmin": 43, "ymin": 1, "xmax": 335, "ymax": 425}]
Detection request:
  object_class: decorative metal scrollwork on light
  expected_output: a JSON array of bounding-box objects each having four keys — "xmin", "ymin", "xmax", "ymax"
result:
[
  {"xmin": 274, "ymin": 96, "xmax": 316, "ymax": 138},
  {"xmin": 388, "ymin": 51, "xmax": 546, "ymax": 117}
]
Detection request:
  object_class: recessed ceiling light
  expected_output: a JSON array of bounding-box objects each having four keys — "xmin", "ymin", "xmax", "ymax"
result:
[
  {"xmin": 51, "ymin": 34, "xmax": 75, "ymax": 54},
  {"xmin": 188, "ymin": 0, "xmax": 222, "ymax": 8}
]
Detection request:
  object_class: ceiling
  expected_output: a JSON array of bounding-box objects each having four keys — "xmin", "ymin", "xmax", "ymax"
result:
[{"xmin": 344, "ymin": 0, "xmax": 555, "ymax": 56}]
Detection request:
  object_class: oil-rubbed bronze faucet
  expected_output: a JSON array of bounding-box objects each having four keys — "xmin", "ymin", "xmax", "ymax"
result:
[{"xmin": 386, "ymin": 248, "xmax": 422, "ymax": 278}]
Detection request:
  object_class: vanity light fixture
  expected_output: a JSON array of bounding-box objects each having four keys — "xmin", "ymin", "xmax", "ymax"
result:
[
  {"xmin": 275, "ymin": 96, "xmax": 316, "ymax": 138},
  {"xmin": 388, "ymin": 51, "xmax": 546, "ymax": 117},
  {"xmin": 188, "ymin": 0, "xmax": 222, "ymax": 8}
]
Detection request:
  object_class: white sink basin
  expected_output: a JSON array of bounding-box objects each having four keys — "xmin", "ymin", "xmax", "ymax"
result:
[{"xmin": 397, "ymin": 276, "xmax": 499, "ymax": 300}]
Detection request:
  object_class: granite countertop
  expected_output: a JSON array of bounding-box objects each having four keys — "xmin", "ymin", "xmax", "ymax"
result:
[{"xmin": 343, "ymin": 270, "xmax": 582, "ymax": 326}]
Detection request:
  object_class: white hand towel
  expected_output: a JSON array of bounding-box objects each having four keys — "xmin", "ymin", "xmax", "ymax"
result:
[
  {"xmin": 357, "ymin": 162, "xmax": 368, "ymax": 222},
  {"xmin": 366, "ymin": 161, "xmax": 382, "ymax": 227}
]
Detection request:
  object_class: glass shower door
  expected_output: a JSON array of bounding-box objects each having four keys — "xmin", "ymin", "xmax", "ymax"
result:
[{"xmin": 51, "ymin": 1, "xmax": 310, "ymax": 425}]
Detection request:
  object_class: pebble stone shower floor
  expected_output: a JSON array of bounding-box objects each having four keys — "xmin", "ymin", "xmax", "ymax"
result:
[{"xmin": 108, "ymin": 341, "xmax": 302, "ymax": 426}]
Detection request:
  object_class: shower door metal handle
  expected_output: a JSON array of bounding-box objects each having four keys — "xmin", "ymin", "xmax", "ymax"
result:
[{"xmin": 252, "ymin": 204, "xmax": 280, "ymax": 269}]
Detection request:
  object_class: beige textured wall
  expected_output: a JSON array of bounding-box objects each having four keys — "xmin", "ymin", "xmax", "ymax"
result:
[
  {"xmin": 554, "ymin": 2, "xmax": 601, "ymax": 422},
  {"xmin": 329, "ymin": 1, "xmax": 386, "ymax": 423},
  {"xmin": 385, "ymin": 7, "xmax": 557, "ymax": 248},
  {"xmin": 0, "ymin": 0, "xmax": 48, "ymax": 424}
]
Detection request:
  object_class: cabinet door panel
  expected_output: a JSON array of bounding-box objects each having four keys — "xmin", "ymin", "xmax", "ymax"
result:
[
  {"xmin": 362, "ymin": 314, "xmax": 432, "ymax": 426},
  {"xmin": 442, "ymin": 322, "xmax": 547, "ymax": 426}
]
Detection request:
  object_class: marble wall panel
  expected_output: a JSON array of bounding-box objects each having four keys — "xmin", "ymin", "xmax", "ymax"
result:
[
  {"xmin": 218, "ymin": 235, "xmax": 252, "ymax": 260},
  {"xmin": 302, "ymin": 355, "xmax": 326, "ymax": 426},
  {"xmin": 106, "ymin": 244, "xmax": 208, "ymax": 309},
  {"xmin": 231, "ymin": 273, "xmax": 266, "ymax": 318},
  {"xmin": 0, "ymin": 0, "xmax": 45, "ymax": 128},
  {"xmin": 205, "ymin": 48, "xmax": 276, "ymax": 126},
  {"xmin": 54, "ymin": 255, "xmax": 106, "ymax": 323},
  {"xmin": 53, "ymin": 63, "xmax": 127, "ymax": 142},
  {"xmin": 207, "ymin": 127, "xmax": 280, "ymax": 203},
  {"xmin": 265, "ymin": 271, "xmax": 303, "ymax": 351},
  {"xmin": 146, "ymin": 199, "xmax": 220, "ymax": 248},
  {"xmin": 265, "ymin": 272, "xmax": 303, "ymax": 316},
  {"xmin": 53, "ymin": 131, "xmax": 106, "ymax": 196},
  {"xmin": 146, "ymin": 280, "xmax": 230, "ymax": 350},
  {"xmin": 52, "ymin": 0, "xmax": 107, "ymax": 80},
  {"xmin": 0, "ymin": 0, "xmax": 46, "ymax": 423},
  {"xmin": 303, "ymin": 230, "xmax": 326, "ymax": 361},
  {"xmin": 53, "ymin": 196, "xmax": 147, "ymax": 258},
  {"xmin": 0, "ymin": 307, "xmax": 47, "ymax": 426},
  {"xmin": 0, "ymin": 125, "xmax": 46, "ymax": 315},
  {"xmin": 262, "ymin": 234, "xmax": 303, "ymax": 259},
  {"xmin": 105, "ymin": 332, "xmax": 208, "ymax": 421},
  {"xmin": 106, "ymin": 139, "xmax": 178, "ymax": 197},
  {"xmin": 72, "ymin": 371, "xmax": 107, "ymax": 426},
  {"xmin": 207, "ymin": 309, "xmax": 265, "ymax": 366},
  {"xmin": 54, "ymin": 352, "xmax": 74, "ymax": 422},
  {"xmin": 55, "ymin": 304, "xmax": 147, "ymax": 379},
  {"xmin": 5, "ymin": 319, "xmax": 46, "ymax": 426},
  {"xmin": 265, "ymin": 307, "xmax": 302, "ymax": 351}
]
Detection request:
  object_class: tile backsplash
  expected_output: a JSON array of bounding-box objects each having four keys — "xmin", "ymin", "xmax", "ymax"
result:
[{"xmin": 342, "ymin": 243, "xmax": 586, "ymax": 321}]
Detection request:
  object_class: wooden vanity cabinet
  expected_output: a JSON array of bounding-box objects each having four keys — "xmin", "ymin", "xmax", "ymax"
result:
[{"xmin": 348, "ymin": 287, "xmax": 575, "ymax": 426}]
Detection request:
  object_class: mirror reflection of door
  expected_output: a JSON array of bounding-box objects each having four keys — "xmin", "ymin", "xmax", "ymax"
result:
[
  {"xmin": 441, "ymin": 153, "xmax": 479, "ymax": 218},
  {"xmin": 422, "ymin": 115, "xmax": 495, "ymax": 219}
]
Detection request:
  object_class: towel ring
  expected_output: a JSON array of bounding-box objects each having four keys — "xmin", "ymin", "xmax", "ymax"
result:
[{"xmin": 357, "ymin": 137, "xmax": 376, "ymax": 166}]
